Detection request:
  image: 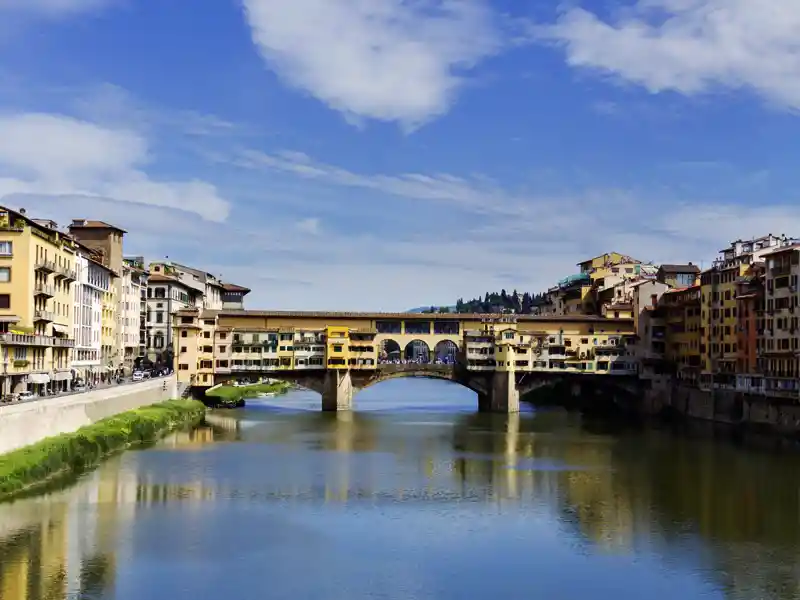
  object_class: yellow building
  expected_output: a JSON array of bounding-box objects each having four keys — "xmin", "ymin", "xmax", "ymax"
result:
[
  {"xmin": 101, "ymin": 287, "xmax": 117, "ymax": 369},
  {"xmin": 577, "ymin": 252, "xmax": 635, "ymax": 275},
  {"xmin": 0, "ymin": 206, "xmax": 77, "ymax": 397}
]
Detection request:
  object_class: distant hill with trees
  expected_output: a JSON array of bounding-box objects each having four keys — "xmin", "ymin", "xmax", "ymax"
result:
[{"xmin": 454, "ymin": 290, "xmax": 548, "ymax": 314}]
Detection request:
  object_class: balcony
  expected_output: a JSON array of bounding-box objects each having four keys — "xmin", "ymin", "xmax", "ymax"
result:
[
  {"xmin": 34, "ymin": 283, "xmax": 55, "ymax": 298},
  {"xmin": 54, "ymin": 264, "xmax": 78, "ymax": 282},
  {"xmin": 0, "ymin": 333, "xmax": 74, "ymax": 347},
  {"xmin": 35, "ymin": 259, "xmax": 56, "ymax": 274},
  {"xmin": 0, "ymin": 333, "xmax": 49, "ymax": 346},
  {"xmin": 34, "ymin": 310, "xmax": 55, "ymax": 322}
]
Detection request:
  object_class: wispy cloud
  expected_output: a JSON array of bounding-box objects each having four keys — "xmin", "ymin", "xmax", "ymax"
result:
[
  {"xmin": 0, "ymin": 112, "xmax": 230, "ymax": 221},
  {"xmin": 240, "ymin": 0, "xmax": 500, "ymax": 128},
  {"xmin": 541, "ymin": 0, "xmax": 800, "ymax": 112}
]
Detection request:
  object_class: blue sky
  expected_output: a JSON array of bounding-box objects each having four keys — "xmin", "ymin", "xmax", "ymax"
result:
[{"xmin": 0, "ymin": 0, "xmax": 798, "ymax": 310}]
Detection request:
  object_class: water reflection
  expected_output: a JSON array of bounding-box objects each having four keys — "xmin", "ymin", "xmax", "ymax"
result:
[{"xmin": 3, "ymin": 383, "xmax": 800, "ymax": 599}]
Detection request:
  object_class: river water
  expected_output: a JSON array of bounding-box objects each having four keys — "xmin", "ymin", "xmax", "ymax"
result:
[{"xmin": 2, "ymin": 380, "xmax": 800, "ymax": 600}]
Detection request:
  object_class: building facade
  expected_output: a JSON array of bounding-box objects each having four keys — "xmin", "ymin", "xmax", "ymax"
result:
[
  {"xmin": 759, "ymin": 244, "xmax": 800, "ymax": 397},
  {"xmin": 145, "ymin": 271, "xmax": 195, "ymax": 363},
  {"xmin": 0, "ymin": 207, "xmax": 77, "ymax": 396},
  {"xmin": 121, "ymin": 260, "xmax": 146, "ymax": 373},
  {"xmin": 67, "ymin": 220, "xmax": 126, "ymax": 374},
  {"xmin": 71, "ymin": 252, "xmax": 112, "ymax": 385},
  {"xmin": 222, "ymin": 283, "xmax": 250, "ymax": 309},
  {"xmin": 700, "ymin": 234, "xmax": 797, "ymax": 390},
  {"xmin": 734, "ymin": 264, "xmax": 764, "ymax": 393},
  {"xmin": 662, "ymin": 285, "xmax": 702, "ymax": 385}
]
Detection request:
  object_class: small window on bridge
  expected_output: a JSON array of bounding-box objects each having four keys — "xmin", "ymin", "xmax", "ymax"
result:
[{"xmin": 334, "ymin": 345, "xmax": 343, "ymax": 352}]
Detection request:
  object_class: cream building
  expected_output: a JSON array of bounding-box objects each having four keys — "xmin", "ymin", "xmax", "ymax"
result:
[
  {"xmin": 71, "ymin": 251, "xmax": 112, "ymax": 384},
  {"xmin": 121, "ymin": 259, "xmax": 146, "ymax": 373}
]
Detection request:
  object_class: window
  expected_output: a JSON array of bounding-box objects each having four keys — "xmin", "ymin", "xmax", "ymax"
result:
[
  {"xmin": 0, "ymin": 294, "xmax": 9, "ymax": 309},
  {"xmin": 0, "ymin": 241, "xmax": 11, "ymax": 256},
  {"xmin": 181, "ymin": 330, "xmax": 188, "ymax": 338},
  {"xmin": 0, "ymin": 267, "xmax": 9, "ymax": 283}
]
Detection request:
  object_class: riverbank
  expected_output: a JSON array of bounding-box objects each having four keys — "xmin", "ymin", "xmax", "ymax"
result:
[
  {"xmin": 0, "ymin": 399, "xmax": 206, "ymax": 502},
  {"xmin": 205, "ymin": 381, "xmax": 290, "ymax": 408}
]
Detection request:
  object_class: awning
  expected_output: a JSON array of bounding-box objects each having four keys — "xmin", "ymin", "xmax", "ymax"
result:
[
  {"xmin": 28, "ymin": 373, "xmax": 51, "ymax": 384},
  {"xmin": 53, "ymin": 371, "xmax": 71, "ymax": 381},
  {"xmin": 52, "ymin": 323, "xmax": 70, "ymax": 335},
  {"xmin": 0, "ymin": 316, "xmax": 21, "ymax": 323}
]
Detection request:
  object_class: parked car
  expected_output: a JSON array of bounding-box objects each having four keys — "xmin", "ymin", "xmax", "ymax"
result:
[
  {"xmin": 132, "ymin": 371, "xmax": 144, "ymax": 382},
  {"xmin": 74, "ymin": 384, "xmax": 87, "ymax": 393},
  {"xmin": 18, "ymin": 391, "xmax": 36, "ymax": 401}
]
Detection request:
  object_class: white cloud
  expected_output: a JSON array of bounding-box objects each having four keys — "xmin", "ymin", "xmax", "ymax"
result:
[
  {"xmin": 241, "ymin": 0, "xmax": 500, "ymax": 127},
  {"xmin": 543, "ymin": 0, "xmax": 800, "ymax": 111},
  {"xmin": 0, "ymin": 112, "xmax": 230, "ymax": 221}
]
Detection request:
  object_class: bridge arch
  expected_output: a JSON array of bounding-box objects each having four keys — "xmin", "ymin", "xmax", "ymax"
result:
[
  {"xmin": 357, "ymin": 364, "xmax": 488, "ymax": 396},
  {"xmin": 434, "ymin": 340, "xmax": 459, "ymax": 363},
  {"xmin": 380, "ymin": 339, "xmax": 402, "ymax": 362},
  {"xmin": 404, "ymin": 339, "xmax": 430, "ymax": 362}
]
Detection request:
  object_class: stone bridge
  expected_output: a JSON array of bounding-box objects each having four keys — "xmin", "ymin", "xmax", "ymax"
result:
[{"xmin": 246, "ymin": 364, "xmax": 642, "ymax": 413}]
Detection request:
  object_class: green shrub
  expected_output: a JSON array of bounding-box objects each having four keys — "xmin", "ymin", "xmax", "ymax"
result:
[
  {"xmin": 0, "ymin": 399, "xmax": 206, "ymax": 501},
  {"xmin": 205, "ymin": 381, "xmax": 290, "ymax": 407}
]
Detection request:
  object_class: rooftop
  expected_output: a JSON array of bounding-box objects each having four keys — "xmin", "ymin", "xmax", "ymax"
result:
[
  {"xmin": 223, "ymin": 283, "xmax": 251, "ymax": 293},
  {"xmin": 760, "ymin": 243, "xmax": 800, "ymax": 257},
  {"xmin": 664, "ymin": 284, "xmax": 701, "ymax": 294},
  {"xmin": 659, "ymin": 263, "xmax": 699, "ymax": 273},
  {"xmin": 69, "ymin": 219, "xmax": 127, "ymax": 234},
  {"xmin": 175, "ymin": 308, "xmax": 632, "ymax": 323}
]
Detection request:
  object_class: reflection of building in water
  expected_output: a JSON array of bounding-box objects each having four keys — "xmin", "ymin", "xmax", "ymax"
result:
[
  {"xmin": 161, "ymin": 425, "xmax": 219, "ymax": 449},
  {"xmin": 0, "ymin": 502, "xmax": 69, "ymax": 600}
]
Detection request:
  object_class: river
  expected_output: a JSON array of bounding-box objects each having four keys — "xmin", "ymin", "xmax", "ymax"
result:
[{"xmin": 2, "ymin": 380, "xmax": 800, "ymax": 600}]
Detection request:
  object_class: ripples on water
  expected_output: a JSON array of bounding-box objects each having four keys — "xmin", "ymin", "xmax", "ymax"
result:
[{"xmin": 2, "ymin": 379, "xmax": 800, "ymax": 600}]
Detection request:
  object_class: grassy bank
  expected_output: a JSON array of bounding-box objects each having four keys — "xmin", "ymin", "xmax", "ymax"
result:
[
  {"xmin": 0, "ymin": 399, "xmax": 206, "ymax": 502},
  {"xmin": 205, "ymin": 381, "xmax": 290, "ymax": 408}
]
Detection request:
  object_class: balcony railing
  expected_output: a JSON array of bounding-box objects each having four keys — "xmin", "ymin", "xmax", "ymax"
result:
[
  {"xmin": 34, "ymin": 283, "xmax": 55, "ymax": 297},
  {"xmin": 54, "ymin": 265, "xmax": 78, "ymax": 281},
  {"xmin": 35, "ymin": 259, "xmax": 56, "ymax": 274},
  {"xmin": 0, "ymin": 333, "xmax": 75, "ymax": 346},
  {"xmin": 34, "ymin": 310, "xmax": 55, "ymax": 322}
]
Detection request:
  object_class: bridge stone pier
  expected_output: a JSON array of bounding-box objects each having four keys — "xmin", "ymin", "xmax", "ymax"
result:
[{"xmin": 321, "ymin": 369, "xmax": 355, "ymax": 412}]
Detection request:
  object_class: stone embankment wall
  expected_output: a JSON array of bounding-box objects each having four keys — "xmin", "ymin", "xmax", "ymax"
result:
[
  {"xmin": 641, "ymin": 378, "xmax": 800, "ymax": 436},
  {"xmin": 0, "ymin": 377, "xmax": 177, "ymax": 455}
]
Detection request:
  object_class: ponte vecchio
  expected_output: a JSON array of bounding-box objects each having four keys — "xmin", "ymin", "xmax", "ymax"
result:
[{"xmin": 173, "ymin": 309, "xmax": 638, "ymax": 412}]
